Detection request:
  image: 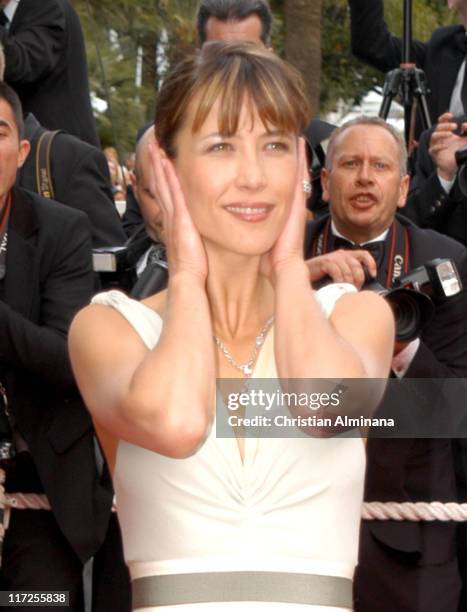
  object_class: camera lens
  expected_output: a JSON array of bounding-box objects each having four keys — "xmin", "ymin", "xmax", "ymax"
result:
[{"xmin": 388, "ymin": 291, "xmax": 422, "ymax": 341}]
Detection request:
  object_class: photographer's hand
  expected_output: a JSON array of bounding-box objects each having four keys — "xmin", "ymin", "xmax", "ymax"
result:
[
  {"xmin": 150, "ymin": 140, "xmax": 208, "ymax": 283},
  {"xmin": 429, "ymin": 112, "xmax": 467, "ymax": 182},
  {"xmin": 305, "ymin": 249, "xmax": 377, "ymax": 288}
]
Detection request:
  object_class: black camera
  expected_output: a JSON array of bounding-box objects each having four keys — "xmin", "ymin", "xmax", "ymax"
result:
[
  {"xmin": 363, "ymin": 258, "xmax": 462, "ymax": 341},
  {"xmin": 93, "ymin": 241, "xmax": 169, "ymax": 298},
  {"xmin": 92, "ymin": 246, "xmax": 137, "ymax": 292},
  {"xmin": 455, "ymin": 145, "xmax": 467, "ymax": 197},
  {"xmin": 130, "ymin": 244, "xmax": 168, "ymax": 299}
]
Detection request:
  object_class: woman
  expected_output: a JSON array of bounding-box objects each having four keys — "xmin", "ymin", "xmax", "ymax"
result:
[{"xmin": 69, "ymin": 42, "xmax": 394, "ymax": 611}]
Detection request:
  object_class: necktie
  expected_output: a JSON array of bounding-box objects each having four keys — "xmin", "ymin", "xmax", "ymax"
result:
[
  {"xmin": 0, "ymin": 11, "xmax": 8, "ymax": 27},
  {"xmin": 332, "ymin": 236, "xmax": 385, "ymax": 266}
]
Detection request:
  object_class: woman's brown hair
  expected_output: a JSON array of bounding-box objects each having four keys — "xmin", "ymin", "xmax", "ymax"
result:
[{"xmin": 154, "ymin": 41, "xmax": 310, "ymax": 158}]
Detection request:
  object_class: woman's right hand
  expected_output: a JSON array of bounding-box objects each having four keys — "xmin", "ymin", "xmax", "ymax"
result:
[{"xmin": 150, "ymin": 140, "xmax": 208, "ymax": 282}]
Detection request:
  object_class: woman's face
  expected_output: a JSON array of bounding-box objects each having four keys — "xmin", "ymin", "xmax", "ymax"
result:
[{"xmin": 172, "ymin": 96, "xmax": 299, "ymax": 257}]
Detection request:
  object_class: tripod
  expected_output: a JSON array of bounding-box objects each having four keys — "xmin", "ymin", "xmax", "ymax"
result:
[{"xmin": 378, "ymin": 0, "xmax": 431, "ymax": 152}]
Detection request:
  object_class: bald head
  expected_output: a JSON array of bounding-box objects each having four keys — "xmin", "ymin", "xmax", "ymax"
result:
[
  {"xmin": 135, "ymin": 125, "xmax": 155, "ymax": 175},
  {"xmin": 134, "ymin": 125, "xmax": 164, "ymax": 242},
  {"xmin": 0, "ymin": 46, "xmax": 5, "ymax": 81}
]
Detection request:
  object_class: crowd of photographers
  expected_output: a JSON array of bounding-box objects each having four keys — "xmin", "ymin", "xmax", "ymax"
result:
[{"xmin": 2, "ymin": 0, "xmax": 467, "ymax": 610}]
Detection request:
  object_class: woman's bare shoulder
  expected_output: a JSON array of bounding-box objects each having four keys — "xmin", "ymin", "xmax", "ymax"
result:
[
  {"xmin": 71, "ymin": 300, "xmax": 130, "ymax": 336},
  {"xmin": 69, "ymin": 295, "xmax": 151, "ymax": 356}
]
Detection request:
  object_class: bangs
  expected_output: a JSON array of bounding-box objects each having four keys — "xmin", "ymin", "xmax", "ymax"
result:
[
  {"xmin": 154, "ymin": 42, "xmax": 310, "ymax": 158},
  {"xmin": 191, "ymin": 52, "xmax": 309, "ymax": 136}
]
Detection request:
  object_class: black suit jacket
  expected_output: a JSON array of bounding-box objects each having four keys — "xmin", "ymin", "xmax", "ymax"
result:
[
  {"xmin": 1, "ymin": 187, "xmax": 113, "ymax": 562},
  {"xmin": 19, "ymin": 114, "xmax": 126, "ymax": 248},
  {"xmin": 305, "ymin": 215, "xmax": 467, "ymax": 611},
  {"xmin": 403, "ymin": 125, "xmax": 467, "ymax": 248},
  {"xmin": 2, "ymin": 0, "xmax": 99, "ymax": 146},
  {"xmin": 349, "ymin": 0, "xmax": 466, "ymax": 126}
]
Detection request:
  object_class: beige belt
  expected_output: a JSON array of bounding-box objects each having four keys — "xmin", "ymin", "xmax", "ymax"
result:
[{"xmin": 132, "ymin": 571, "xmax": 353, "ymax": 609}]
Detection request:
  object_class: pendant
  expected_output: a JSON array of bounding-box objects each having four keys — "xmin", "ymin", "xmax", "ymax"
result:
[{"xmin": 241, "ymin": 364, "xmax": 253, "ymax": 376}]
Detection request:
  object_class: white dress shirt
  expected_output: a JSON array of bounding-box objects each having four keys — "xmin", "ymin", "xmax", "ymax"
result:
[{"xmin": 3, "ymin": 0, "xmax": 20, "ymax": 24}]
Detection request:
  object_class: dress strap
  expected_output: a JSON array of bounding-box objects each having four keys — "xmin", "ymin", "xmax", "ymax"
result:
[
  {"xmin": 91, "ymin": 290, "xmax": 162, "ymax": 350},
  {"xmin": 314, "ymin": 283, "xmax": 358, "ymax": 319},
  {"xmin": 132, "ymin": 571, "xmax": 352, "ymax": 609}
]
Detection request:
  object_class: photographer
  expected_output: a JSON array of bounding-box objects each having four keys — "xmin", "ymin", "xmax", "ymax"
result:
[
  {"xmin": 101, "ymin": 125, "xmax": 168, "ymax": 297},
  {"xmin": 131, "ymin": 126, "xmax": 165, "ymax": 269},
  {"xmin": 348, "ymin": 0, "xmax": 467, "ymax": 134},
  {"xmin": 305, "ymin": 116, "xmax": 467, "ymax": 612},
  {"xmin": 404, "ymin": 112, "xmax": 467, "ymax": 247},
  {"xmin": 0, "ymin": 81, "xmax": 123, "ymax": 610}
]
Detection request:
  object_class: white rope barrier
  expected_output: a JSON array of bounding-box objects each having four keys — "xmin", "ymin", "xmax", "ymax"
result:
[
  {"xmin": 4, "ymin": 493, "xmax": 467, "ymax": 522},
  {"xmin": 2, "ymin": 460, "xmax": 467, "ymax": 524},
  {"xmin": 4, "ymin": 493, "xmax": 51, "ymax": 511},
  {"xmin": 362, "ymin": 501, "xmax": 467, "ymax": 522}
]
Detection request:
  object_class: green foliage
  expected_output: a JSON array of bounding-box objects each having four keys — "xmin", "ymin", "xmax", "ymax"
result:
[
  {"xmin": 74, "ymin": 0, "xmax": 457, "ymax": 150},
  {"xmin": 74, "ymin": 0, "xmax": 200, "ymax": 155},
  {"xmin": 320, "ymin": 0, "xmax": 379, "ymax": 113}
]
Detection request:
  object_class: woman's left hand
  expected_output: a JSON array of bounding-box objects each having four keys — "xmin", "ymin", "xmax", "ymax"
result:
[{"xmin": 260, "ymin": 137, "xmax": 308, "ymax": 281}]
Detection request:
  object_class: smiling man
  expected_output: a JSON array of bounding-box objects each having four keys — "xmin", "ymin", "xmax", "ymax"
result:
[{"xmin": 305, "ymin": 115, "xmax": 467, "ymax": 612}]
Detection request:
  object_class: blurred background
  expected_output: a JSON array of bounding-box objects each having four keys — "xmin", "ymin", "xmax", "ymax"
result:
[{"xmin": 75, "ymin": 0, "xmax": 456, "ymax": 157}]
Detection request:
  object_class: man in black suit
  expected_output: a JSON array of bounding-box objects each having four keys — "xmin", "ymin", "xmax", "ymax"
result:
[
  {"xmin": 305, "ymin": 116, "xmax": 467, "ymax": 612},
  {"xmin": 1, "ymin": 0, "xmax": 99, "ymax": 146},
  {"xmin": 0, "ymin": 42, "xmax": 124, "ymax": 248},
  {"xmin": 348, "ymin": 0, "xmax": 467, "ymax": 128},
  {"xmin": 404, "ymin": 112, "xmax": 467, "ymax": 247},
  {"xmin": 0, "ymin": 81, "xmax": 122, "ymax": 610},
  {"xmin": 19, "ymin": 113, "xmax": 126, "ymax": 248}
]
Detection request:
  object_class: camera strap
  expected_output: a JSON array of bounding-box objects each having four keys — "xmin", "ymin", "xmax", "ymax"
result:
[
  {"xmin": 35, "ymin": 130, "xmax": 62, "ymax": 200},
  {"xmin": 311, "ymin": 217, "xmax": 410, "ymax": 288}
]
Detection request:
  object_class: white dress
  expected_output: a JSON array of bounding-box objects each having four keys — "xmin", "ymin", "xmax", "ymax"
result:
[{"xmin": 92, "ymin": 285, "xmax": 364, "ymax": 612}]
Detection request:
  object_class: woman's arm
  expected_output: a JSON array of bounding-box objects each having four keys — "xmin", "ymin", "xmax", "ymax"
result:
[
  {"xmin": 69, "ymin": 144, "xmax": 215, "ymax": 459},
  {"xmin": 274, "ymin": 264, "xmax": 394, "ymax": 380}
]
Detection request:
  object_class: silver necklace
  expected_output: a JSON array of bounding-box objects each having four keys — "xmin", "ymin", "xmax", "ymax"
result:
[{"xmin": 213, "ymin": 316, "xmax": 274, "ymax": 377}]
